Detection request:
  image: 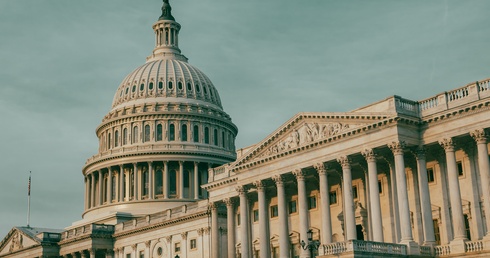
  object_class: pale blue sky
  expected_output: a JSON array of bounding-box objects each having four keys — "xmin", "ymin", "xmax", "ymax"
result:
[{"xmin": 0, "ymin": 0, "xmax": 489, "ymax": 237}]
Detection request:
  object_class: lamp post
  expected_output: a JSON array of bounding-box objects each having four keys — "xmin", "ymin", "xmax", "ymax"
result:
[{"xmin": 301, "ymin": 229, "xmax": 320, "ymax": 257}]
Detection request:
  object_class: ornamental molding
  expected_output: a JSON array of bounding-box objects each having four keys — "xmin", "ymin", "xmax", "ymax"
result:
[{"xmin": 230, "ymin": 112, "xmax": 398, "ymax": 173}]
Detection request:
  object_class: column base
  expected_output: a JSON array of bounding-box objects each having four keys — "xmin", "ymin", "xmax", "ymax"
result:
[
  {"xmin": 449, "ymin": 238, "xmax": 467, "ymax": 254},
  {"xmin": 400, "ymin": 240, "xmax": 420, "ymax": 255}
]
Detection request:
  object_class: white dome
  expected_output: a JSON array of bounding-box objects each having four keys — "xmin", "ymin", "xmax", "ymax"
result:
[{"xmin": 112, "ymin": 59, "xmax": 223, "ymax": 111}]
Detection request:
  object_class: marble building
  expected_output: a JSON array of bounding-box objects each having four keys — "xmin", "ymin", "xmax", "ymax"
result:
[{"xmin": 2, "ymin": 1, "xmax": 490, "ymax": 258}]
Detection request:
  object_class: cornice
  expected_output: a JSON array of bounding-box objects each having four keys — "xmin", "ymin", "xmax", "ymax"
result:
[
  {"xmin": 202, "ymin": 177, "xmax": 238, "ymax": 191},
  {"xmin": 421, "ymin": 100, "xmax": 490, "ymax": 125},
  {"xmin": 113, "ymin": 210, "xmax": 209, "ymax": 239}
]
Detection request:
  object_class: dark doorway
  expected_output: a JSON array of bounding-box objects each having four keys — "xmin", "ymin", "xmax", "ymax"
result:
[{"xmin": 356, "ymin": 225, "xmax": 364, "ymax": 240}]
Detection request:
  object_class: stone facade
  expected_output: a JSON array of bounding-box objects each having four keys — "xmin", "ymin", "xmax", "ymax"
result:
[{"xmin": 2, "ymin": 1, "xmax": 490, "ymax": 258}]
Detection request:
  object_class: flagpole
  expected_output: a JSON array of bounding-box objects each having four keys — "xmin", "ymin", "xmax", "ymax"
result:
[{"xmin": 27, "ymin": 171, "xmax": 31, "ymax": 228}]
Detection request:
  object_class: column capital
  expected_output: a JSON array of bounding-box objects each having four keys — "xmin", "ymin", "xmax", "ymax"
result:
[
  {"xmin": 388, "ymin": 141, "xmax": 406, "ymax": 155},
  {"xmin": 89, "ymin": 249, "xmax": 96, "ymax": 255},
  {"xmin": 148, "ymin": 161, "xmax": 153, "ymax": 166},
  {"xmin": 178, "ymin": 160, "xmax": 184, "ymax": 166},
  {"xmin": 145, "ymin": 240, "xmax": 151, "ymax": 248},
  {"xmin": 253, "ymin": 180, "xmax": 266, "ymax": 191},
  {"xmin": 194, "ymin": 161, "xmax": 200, "ymax": 166},
  {"xmin": 181, "ymin": 232, "xmax": 188, "ymax": 240},
  {"xmin": 198, "ymin": 228, "xmax": 205, "ymax": 236},
  {"xmin": 337, "ymin": 156, "xmax": 351, "ymax": 169},
  {"xmin": 272, "ymin": 174, "xmax": 284, "ymax": 185},
  {"xmin": 439, "ymin": 138, "xmax": 455, "ymax": 152},
  {"xmin": 208, "ymin": 202, "xmax": 218, "ymax": 210},
  {"xmin": 411, "ymin": 147, "xmax": 426, "ymax": 160},
  {"xmin": 223, "ymin": 197, "xmax": 235, "ymax": 207},
  {"xmin": 470, "ymin": 129, "xmax": 488, "ymax": 144},
  {"xmin": 313, "ymin": 163, "xmax": 327, "ymax": 175},
  {"xmin": 361, "ymin": 148, "xmax": 377, "ymax": 162},
  {"xmin": 292, "ymin": 168, "xmax": 306, "ymax": 180},
  {"xmin": 165, "ymin": 235, "xmax": 172, "ymax": 243},
  {"xmin": 235, "ymin": 185, "xmax": 248, "ymax": 195}
]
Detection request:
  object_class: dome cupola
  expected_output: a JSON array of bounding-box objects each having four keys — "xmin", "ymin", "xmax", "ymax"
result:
[{"xmin": 82, "ymin": 0, "xmax": 237, "ymax": 220}]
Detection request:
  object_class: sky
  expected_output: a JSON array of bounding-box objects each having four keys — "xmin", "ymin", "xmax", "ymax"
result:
[{"xmin": 0, "ymin": 0, "xmax": 489, "ymax": 238}]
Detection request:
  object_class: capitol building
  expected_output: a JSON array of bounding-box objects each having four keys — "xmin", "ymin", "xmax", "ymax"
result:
[{"xmin": 2, "ymin": 1, "xmax": 490, "ymax": 258}]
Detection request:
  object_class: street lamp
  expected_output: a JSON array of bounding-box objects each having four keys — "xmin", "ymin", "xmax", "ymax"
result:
[{"xmin": 301, "ymin": 229, "xmax": 320, "ymax": 257}]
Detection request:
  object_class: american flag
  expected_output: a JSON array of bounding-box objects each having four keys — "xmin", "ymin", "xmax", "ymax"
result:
[{"xmin": 28, "ymin": 172, "xmax": 31, "ymax": 196}]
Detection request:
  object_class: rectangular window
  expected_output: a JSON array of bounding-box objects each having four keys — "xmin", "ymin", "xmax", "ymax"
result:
[
  {"xmin": 427, "ymin": 168, "xmax": 435, "ymax": 183},
  {"xmin": 237, "ymin": 213, "xmax": 240, "ymax": 226},
  {"xmin": 433, "ymin": 219, "xmax": 441, "ymax": 245},
  {"xmin": 457, "ymin": 161, "xmax": 464, "ymax": 176},
  {"xmin": 174, "ymin": 242, "xmax": 181, "ymax": 253},
  {"xmin": 329, "ymin": 191, "xmax": 337, "ymax": 204},
  {"xmin": 126, "ymin": 254, "xmax": 131, "ymax": 258},
  {"xmin": 139, "ymin": 250, "xmax": 144, "ymax": 258},
  {"xmin": 378, "ymin": 180, "xmax": 383, "ymax": 194},
  {"xmin": 270, "ymin": 205, "xmax": 278, "ymax": 218},
  {"xmin": 352, "ymin": 185, "xmax": 358, "ymax": 199},
  {"xmin": 289, "ymin": 200, "xmax": 297, "ymax": 214},
  {"xmin": 253, "ymin": 209, "xmax": 259, "ymax": 222},
  {"xmin": 308, "ymin": 196, "xmax": 317, "ymax": 210},
  {"xmin": 190, "ymin": 239, "xmax": 197, "ymax": 250}
]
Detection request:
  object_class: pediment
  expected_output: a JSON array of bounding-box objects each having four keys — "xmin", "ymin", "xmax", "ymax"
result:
[
  {"xmin": 232, "ymin": 112, "xmax": 393, "ymax": 170},
  {"xmin": 0, "ymin": 228, "xmax": 39, "ymax": 256}
]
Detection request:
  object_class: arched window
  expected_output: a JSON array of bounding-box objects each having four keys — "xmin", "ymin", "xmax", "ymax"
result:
[
  {"xmin": 169, "ymin": 169, "xmax": 177, "ymax": 197},
  {"xmin": 107, "ymin": 132, "xmax": 111, "ymax": 149},
  {"xmin": 178, "ymin": 82, "xmax": 183, "ymax": 90},
  {"xmin": 149, "ymin": 82, "xmax": 154, "ymax": 90},
  {"xmin": 169, "ymin": 124, "xmax": 175, "ymax": 141},
  {"xmin": 123, "ymin": 128, "xmax": 127, "ymax": 145},
  {"xmin": 130, "ymin": 171, "xmax": 134, "ymax": 199},
  {"xmin": 103, "ymin": 176, "xmax": 108, "ymax": 203},
  {"xmin": 204, "ymin": 127, "xmax": 209, "ymax": 144},
  {"xmin": 122, "ymin": 171, "xmax": 127, "ymax": 199},
  {"xmin": 144, "ymin": 125, "xmax": 151, "ymax": 142},
  {"xmin": 140, "ymin": 83, "xmax": 144, "ymax": 91},
  {"xmin": 132, "ymin": 85, "xmax": 136, "ymax": 93},
  {"xmin": 114, "ymin": 130, "xmax": 119, "ymax": 147},
  {"xmin": 221, "ymin": 131, "xmax": 225, "ymax": 148},
  {"xmin": 168, "ymin": 81, "xmax": 173, "ymax": 90},
  {"xmin": 214, "ymin": 129, "xmax": 218, "ymax": 146},
  {"xmin": 142, "ymin": 169, "xmax": 149, "ymax": 197},
  {"xmin": 133, "ymin": 126, "xmax": 139, "ymax": 143},
  {"xmin": 181, "ymin": 124, "xmax": 187, "ymax": 142},
  {"xmin": 187, "ymin": 83, "xmax": 192, "ymax": 91},
  {"xmin": 193, "ymin": 125, "xmax": 199, "ymax": 142},
  {"xmin": 158, "ymin": 81, "xmax": 163, "ymax": 89},
  {"xmin": 196, "ymin": 84, "xmax": 200, "ymax": 92},
  {"xmin": 156, "ymin": 124, "xmax": 163, "ymax": 141},
  {"xmin": 155, "ymin": 169, "xmax": 163, "ymax": 196},
  {"xmin": 111, "ymin": 175, "xmax": 116, "ymax": 200},
  {"xmin": 125, "ymin": 87, "xmax": 129, "ymax": 95}
]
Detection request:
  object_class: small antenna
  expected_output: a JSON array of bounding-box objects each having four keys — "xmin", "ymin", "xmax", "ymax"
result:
[{"xmin": 27, "ymin": 171, "xmax": 31, "ymax": 228}]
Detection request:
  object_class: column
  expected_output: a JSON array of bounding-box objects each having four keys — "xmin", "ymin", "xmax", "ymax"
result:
[
  {"xmin": 388, "ymin": 141, "xmax": 414, "ymax": 243},
  {"xmin": 293, "ymin": 169, "xmax": 310, "ymax": 258},
  {"xmin": 210, "ymin": 202, "xmax": 219, "ymax": 258},
  {"xmin": 133, "ymin": 163, "xmax": 138, "ymax": 200},
  {"xmin": 98, "ymin": 170, "xmax": 103, "ymax": 205},
  {"xmin": 413, "ymin": 148, "xmax": 436, "ymax": 246},
  {"xmin": 439, "ymin": 138, "xmax": 467, "ymax": 241},
  {"xmin": 166, "ymin": 236, "xmax": 173, "ymax": 258},
  {"xmin": 84, "ymin": 177, "xmax": 89, "ymax": 210},
  {"xmin": 254, "ymin": 180, "xmax": 271, "ymax": 258},
  {"xmin": 337, "ymin": 156, "xmax": 356, "ymax": 240},
  {"xmin": 181, "ymin": 233, "xmax": 188, "ymax": 257},
  {"xmin": 163, "ymin": 161, "xmax": 169, "ymax": 199},
  {"xmin": 361, "ymin": 149, "xmax": 384, "ymax": 242},
  {"xmin": 471, "ymin": 129, "xmax": 490, "ymax": 238},
  {"xmin": 119, "ymin": 165, "xmax": 124, "ymax": 202},
  {"xmin": 224, "ymin": 198, "xmax": 236, "ymax": 258},
  {"xmin": 236, "ymin": 185, "xmax": 250, "ymax": 258},
  {"xmin": 194, "ymin": 162, "xmax": 199, "ymax": 199},
  {"xmin": 272, "ymin": 175, "xmax": 290, "ymax": 258},
  {"xmin": 179, "ymin": 161, "xmax": 184, "ymax": 198},
  {"xmin": 148, "ymin": 162, "xmax": 154, "ymax": 199},
  {"xmin": 89, "ymin": 249, "xmax": 95, "ymax": 258},
  {"xmin": 314, "ymin": 163, "xmax": 332, "ymax": 244},
  {"xmin": 107, "ymin": 168, "xmax": 113, "ymax": 203},
  {"xmin": 106, "ymin": 250, "xmax": 114, "ymax": 258}
]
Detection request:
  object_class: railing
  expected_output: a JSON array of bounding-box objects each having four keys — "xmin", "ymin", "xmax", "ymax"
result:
[
  {"xmin": 420, "ymin": 245, "xmax": 432, "ymax": 256},
  {"xmin": 447, "ymin": 87, "xmax": 469, "ymax": 102},
  {"xmin": 395, "ymin": 97, "xmax": 418, "ymax": 114},
  {"xmin": 61, "ymin": 223, "xmax": 114, "ymax": 241},
  {"xmin": 465, "ymin": 240, "xmax": 484, "ymax": 253},
  {"xmin": 434, "ymin": 245, "xmax": 451, "ymax": 256},
  {"xmin": 478, "ymin": 79, "xmax": 490, "ymax": 92},
  {"xmin": 419, "ymin": 96, "xmax": 438, "ymax": 111},
  {"xmin": 322, "ymin": 240, "xmax": 407, "ymax": 256}
]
